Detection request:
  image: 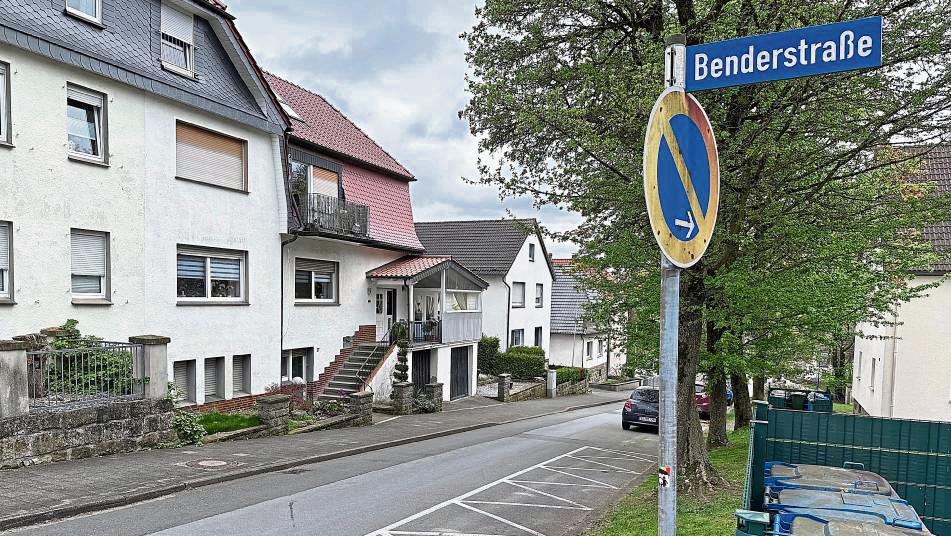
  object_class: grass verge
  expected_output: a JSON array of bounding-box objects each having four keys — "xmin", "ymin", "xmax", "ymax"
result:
[
  {"xmin": 197, "ymin": 412, "xmax": 261, "ymax": 435},
  {"xmin": 588, "ymin": 427, "xmax": 750, "ymax": 536},
  {"xmin": 833, "ymin": 402, "xmax": 853, "ymax": 414}
]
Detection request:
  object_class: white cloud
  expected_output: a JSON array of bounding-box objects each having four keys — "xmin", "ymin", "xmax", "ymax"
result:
[{"xmin": 228, "ymin": 0, "xmax": 580, "ymax": 256}]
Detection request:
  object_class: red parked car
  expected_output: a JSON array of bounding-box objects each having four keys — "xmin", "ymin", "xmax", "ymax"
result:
[{"xmin": 695, "ymin": 384, "xmax": 711, "ymax": 418}]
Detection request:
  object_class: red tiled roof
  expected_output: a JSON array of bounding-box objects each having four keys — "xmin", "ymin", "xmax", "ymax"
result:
[
  {"xmin": 264, "ymin": 72, "xmax": 414, "ymax": 180},
  {"xmin": 367, "ymin": 256, "xmax": 451, "ymax": 278},
  {"xmin": 903, "ymin": 145, "xmax": 951, "ymax": 272},
  {"xmin": 343, "ymin": 164, "xmax": 424, "ymax": 251},
  {"xmin": 552, "ymin": 258, "xmax": 573, "ymax": 266}
]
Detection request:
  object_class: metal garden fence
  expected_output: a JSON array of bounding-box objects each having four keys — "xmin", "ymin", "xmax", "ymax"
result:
[{"xmin": 27, "ymin": 341, "xmax": 146, "ymax": 411}]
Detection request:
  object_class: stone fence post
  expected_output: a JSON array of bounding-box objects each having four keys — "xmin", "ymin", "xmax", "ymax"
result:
[
  {"xmin": 349, "ymin": 391, "xmax": 373, "ymax": 426},
  {"xmin": 392, "ymin": 382, "xmax": 414, "ymax": 415},
  {"xmin": 498, "ymin": 374, "xmax": 512, "ymax": 402},
  {"xmin": 424, "ymin": 383, "xmax": 443, "ymax": 412},
  {"xmin": 256, "ymin": 395, "xmax": 291, "ymax": 435},
  {"xmin": 0, "ymin": 340, "xmax": 29, "ymax": 418},
  {"xmin": 129, "ymin": 336, "xmax": 170, "ymax": 400}
]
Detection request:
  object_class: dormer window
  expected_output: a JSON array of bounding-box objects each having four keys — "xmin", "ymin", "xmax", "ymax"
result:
[
  {"xmin": 66, "ymin": 0, "xmax": 102, "ymax": 25},
  {"xmin": 161, "ymin": 2, "xmax": 195, "ymax": 77}
]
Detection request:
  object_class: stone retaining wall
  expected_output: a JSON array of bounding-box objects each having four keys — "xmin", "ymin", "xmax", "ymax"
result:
[
  {"xmin": 0, "ymin": 399, "xmax": 177, "ymax": 469},
  {"xmin": 505, "ymin": 378, "xmax": 590, "ymax": 402}
]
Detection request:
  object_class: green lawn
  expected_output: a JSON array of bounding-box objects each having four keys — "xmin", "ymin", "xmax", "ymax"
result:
[
  {"xmin": 833, "ymin": 402, "xmax": 853, "ymax": 414},
  {"xmin": 588, "ymin": 427, "xmax": 750, "ymax": 536},
  {"xmin": 197, "ymin": 412, "xmax": 261, "ymax": 435}
]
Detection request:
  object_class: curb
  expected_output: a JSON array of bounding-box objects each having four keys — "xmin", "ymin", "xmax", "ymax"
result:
[{"xmin": 0, "ymin": 396, "xmax": 625, "ymax": 532}]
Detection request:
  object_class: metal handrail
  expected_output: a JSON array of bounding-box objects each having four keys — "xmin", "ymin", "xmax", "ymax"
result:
[{"xmin": 353, "ymin": 322, "xmax": 403, "ymax": 393}]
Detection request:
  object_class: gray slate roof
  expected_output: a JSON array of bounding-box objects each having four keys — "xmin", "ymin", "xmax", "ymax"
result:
[
  {"xmin": 551, "ymin": 263, "xmax": 596, "ymax": 335},
  {"xmin": 414, "ymin": 219, "xmax": 555, "ymax": 278},
  {"xmin": 907, "ymin": 145, "xmax": 951, "ymax": 273},
  {"xmin": 0, "ymin": 0, "xmax": 284, "ymax": 132}
]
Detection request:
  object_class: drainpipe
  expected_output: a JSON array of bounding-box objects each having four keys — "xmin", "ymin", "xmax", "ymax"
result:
[
  {"xmin": 502, "ymin": 280, "xmax": 511, "ymax": 351},
  {"xmin": 886, "ymin": 311, "xmax": 899, "ymax": 417},
  {"xmin": 280, "ymin": 234, "xmax": 299, "ymax": 374}
]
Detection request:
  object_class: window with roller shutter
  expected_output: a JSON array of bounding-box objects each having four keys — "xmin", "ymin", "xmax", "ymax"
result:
[
  {"xmin": 173, "ymin": 360, "xmax": 195, "ymax": 402},
  {"xmin": 294, "ymin": 258, "xmax": 338, "ymax": 304},
  {"xmin": 0, "ymin": 221, "xmax": 10, "ymax": 301},
  {"xmin": 70, "ymin": 229, "xmax": 109, "ymax": 300},
  {"xmin": 175, "ymin": 122, "xmax": 247, "ymax": 192},
  {"xmin": 176, "ymin": 245, "xmax": 247, "ymax": 302},
  {"xmin": 204, "ymin": 357, "xmax": 223, "ymax": 400},
  {"xmin": 161, "ymin": 2, "xmax": 195, "ymax": 76},
  {"xmin": 310, "ymin": 166, "xmax": 339, "ymax": 198},
  {"xmin": 233, "ymin": 355, "xmax": 250, "ymax": 396}
]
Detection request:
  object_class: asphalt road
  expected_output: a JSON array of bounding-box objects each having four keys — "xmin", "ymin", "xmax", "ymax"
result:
[{"xmin": 6, "ymin": 404, "xmax": 658, "ymax": 536}]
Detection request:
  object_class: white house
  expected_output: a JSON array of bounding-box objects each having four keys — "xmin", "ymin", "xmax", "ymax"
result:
[
  {"xmin": 265, "ymin": 74, "xmax": 484, "ymax": 403},
  {"xmin": 852, "ymin": 145, "xmax": 951, "ymax": 423},
  {"xmin": 549, "ymin": 259, "xmax": 623, "ymax": 382},
  {"xmin": 0, "ymin": 0, "xmax": 290, "ymax": 405},
  {"xmin": 415, "ymin": 219, "xmax": 555, "ymax": 354}
]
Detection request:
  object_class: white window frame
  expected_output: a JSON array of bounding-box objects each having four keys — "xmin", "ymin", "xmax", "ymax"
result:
[
  {"xmin": 294, "ymin": 258, "xmax": 338, "ymax": 304},
  {"xmin": 0, "ymin": 62, "xmax": 9, "ymax": 144},
  {"xmin": 529, "ymin": 243, "xmax": 536, "ymax": 262},
  {"xmin": 535, "ymin": 283, "xmax": 544, "ymax": 307},
  {"xmin": 160, "ymin": 2, "xmax": 195, "ymax": 77},
  {"xmin": 66, "ymin": 84, "xmax": 106, "ymax": 163},
  {"xmin": 447, "ymin": 290, "xmax": 481, "ymax": 313},
  {"xmin": 65, "ymin": 0, "xmax": 102, "ymax": 25},
  {"xmin": 586, "ymin": 341, "xmax": 594, "ymax": 360},
  {"xmin": 0, "ymin": 221, "xmax": 11, "ymax": 301},
  {"xmin": 232, "ymin": 354, "xmax": 250, "ymax": 396},
  {"xmin": 512, "ymin": 282, "xmax": 526, "ymax": 308},
  {"xmin": 534, "ymin": 326, "xmax": 543, "ymax": 347},
  {"xmin": 70, "ymin": 229, "xmax": 109, "ymax": 300},
  {"xmin": 176, "ymin": 246, "xmax": 247, "ymax": 303},
  {"xmin": 869, "ymin": 357, "xmax": 877, "ymax": 391},
  {"xmin": 511, "ymin": 329, "xmax": 524, "ymax": 347}
]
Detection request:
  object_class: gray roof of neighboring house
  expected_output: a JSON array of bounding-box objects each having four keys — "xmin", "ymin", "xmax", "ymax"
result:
[
  {"xmin": 0, "ymin": 0, "xmax": 286, "ymax": 133},
  {"xmin": 414, "ymin": 219, "xmax": 556, "ymax": 278},
  {"xmin": 907, "ymin": 145, "xmax": 951, "ymax": 273},
  {"xmin": 551, "ymin": 262, "xmax": 596, "ymax": 335}
]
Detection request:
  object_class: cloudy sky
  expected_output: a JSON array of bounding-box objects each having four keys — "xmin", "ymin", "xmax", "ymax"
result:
[{"xmin": 227, "ymin": 0, "xmax": 580, "ymax": 257}]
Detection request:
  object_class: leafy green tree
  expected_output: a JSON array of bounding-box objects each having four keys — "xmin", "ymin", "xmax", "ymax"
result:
[{"xmin": 462, "ymin": 0, "xmax": 951, "ymax": 489}]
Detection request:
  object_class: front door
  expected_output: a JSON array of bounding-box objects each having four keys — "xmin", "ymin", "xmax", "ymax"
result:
[
  {"xmin": 375, "ymin": 288, "xmax": 397, "ymax": 336},
  {"xmin": 450, "ymin": 346, "xmax": 470, "ymax": 400},
  {"xmin": 412, "ymin": 349, "xmax": 432, "ymax": 388}
]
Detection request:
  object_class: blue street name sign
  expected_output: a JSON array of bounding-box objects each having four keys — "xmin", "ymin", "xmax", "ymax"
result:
[{"xmin": 685, "ymin": 17, "xmax": 882, "ymax": 91}]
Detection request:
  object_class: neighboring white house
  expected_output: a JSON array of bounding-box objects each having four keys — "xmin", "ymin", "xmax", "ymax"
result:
[
  {"xmin": 415, "ymin": 219, "xmax": 555, "ymax": 355},
  {"xmin": 549, "ymin": 259, "xmax": 623, "ymax": 382},
  {"xmin": 852, "ymin": 145, "xmax": 951, "ymax": 423},
  {"xmin": 0, "ymin": 0, "xmax": 290, "ymax": 405}
]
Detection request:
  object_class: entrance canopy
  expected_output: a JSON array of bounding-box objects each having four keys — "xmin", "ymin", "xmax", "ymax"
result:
[{"xmin": 366, "ymin": 255, "xmax": 489, "ymax": 290}]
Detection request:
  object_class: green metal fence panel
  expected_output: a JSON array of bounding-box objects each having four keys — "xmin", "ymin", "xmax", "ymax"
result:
[{"xmin": 759, "ymin": 408, "xmax": 951, "ymax": 535}]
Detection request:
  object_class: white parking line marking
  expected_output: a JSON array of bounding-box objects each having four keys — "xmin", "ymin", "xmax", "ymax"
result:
[
  {"xmin": 592, "ymin": 447, "xmax": 658, "ymax": 461},
  {"xmin": 462, "ymin": 500, "xmax": 590, "ymax": 511},
  {"xmin": 539, "ymin": 466, "xmax": 618, "ymax": 489},
  {"xmin": 456, "ymin": 502, "xmax": 547, "ymax": 536},
  {"xmin": 366, "ymin": 446, "xmax": 649, "ymax": 536},
  {"xmin": 565, "ymin": 455, "xmax": 639, "ymax": 473}
]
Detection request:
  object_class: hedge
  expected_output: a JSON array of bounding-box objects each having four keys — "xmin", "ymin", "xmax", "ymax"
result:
[
  {"xmin": 508, "ymin": 345, "xmax": 546, "ymax": 357},
  {"xmin": 478, "ymin": 336, "xmax": 501, "ymax": 374},
  {"xmin": 556, "ymin": 367, "xmax": 589, "ymax": 385},
  {"xmin": 493, "ymin": 352, "xmax": 546, "ymax": 379}
]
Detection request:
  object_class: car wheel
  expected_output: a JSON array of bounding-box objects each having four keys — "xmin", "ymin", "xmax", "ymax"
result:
[{"xmin": 622, "ymin": 421, "xmax": 631, "ymax": 430}]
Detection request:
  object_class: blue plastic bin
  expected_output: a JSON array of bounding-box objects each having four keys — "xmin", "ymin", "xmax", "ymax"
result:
[
  {"xmin": 766, "ymin": 489, "xmax": 925, "ymax": 531},
  {"xmin": 765, "ymin": 462, "xmax": 896, "ymax": 497},
  {"xmin": 772, "ymin": 511, "xmax": 931, "ymax": 535}
]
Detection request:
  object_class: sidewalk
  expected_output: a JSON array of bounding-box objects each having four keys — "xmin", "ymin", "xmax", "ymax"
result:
[{"xmin": 0, "ymin": 391, "xmax": 627, "ymax": 531}]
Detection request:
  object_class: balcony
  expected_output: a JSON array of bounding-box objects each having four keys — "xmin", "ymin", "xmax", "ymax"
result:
[{"xmin": 299, "ymin": 193, "xmax": 369, "ymax": 238}]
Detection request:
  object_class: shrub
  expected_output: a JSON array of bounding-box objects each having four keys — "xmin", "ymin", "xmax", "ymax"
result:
[
  {"xmin": 556, "ymin": 367, "xmax": 589, "ymax": 385},
  {"xmin": 413, "ymin": 393, "xmax": 438, "ymax": 414},
  {"xmin": 508, "ymin": 345, "xmax": 546, "ymax": 357},
  {"xmin": 393, "ymin": 321, "xmax": 410, "ymax": 383},
  {"xmin": 489, "ymin": 351, "xmax": 546, "ymax": 379},
  {"xmin": 46, "ymin": 319, "xmax": 138, "ymax": 396},
  {"xmin": 174, "ymin": 412, "xmax": 206, "ymax": 446},
  {"xmin": 312, "ymin": 399, "xmax": 348, "ymax": 419},
  {"xmin": 478, "ymin": 336, "xmax": 500, "ymax": 373}
]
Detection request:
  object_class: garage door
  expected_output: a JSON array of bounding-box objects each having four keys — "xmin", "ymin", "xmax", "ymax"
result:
[{"xmin": 450, "ymin": 346, "xmax": 469, "ymax": 400}]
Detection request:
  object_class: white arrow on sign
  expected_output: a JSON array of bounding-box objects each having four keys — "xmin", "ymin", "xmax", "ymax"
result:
[{"xmin": 674, "ymin": 211, "xmax": 695, "ymax": 238}]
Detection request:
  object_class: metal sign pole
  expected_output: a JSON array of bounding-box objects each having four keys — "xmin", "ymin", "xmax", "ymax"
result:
[{"xmin": 658, "ymin": 34, "xmax": 686, "ymax": 536}]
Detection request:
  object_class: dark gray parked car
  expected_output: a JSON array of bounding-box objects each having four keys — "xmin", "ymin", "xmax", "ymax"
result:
[{"xmin": 622, "ymin": 386, "xmax": 659, "ymax": 430}]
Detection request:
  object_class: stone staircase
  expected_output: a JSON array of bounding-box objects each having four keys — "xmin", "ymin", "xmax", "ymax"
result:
[
  {"xmin": 318, "ymin": 342, "xmax": 389, "ymax": 401},
  {"xmin": 309, "ymin": 325, "xmax": 377, "ymax": 399}
]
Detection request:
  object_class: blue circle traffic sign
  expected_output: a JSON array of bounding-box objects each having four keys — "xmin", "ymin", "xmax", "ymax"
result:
[{"xmin": 643, "ymin": 88, "xmax": 720, "ymax": 268}]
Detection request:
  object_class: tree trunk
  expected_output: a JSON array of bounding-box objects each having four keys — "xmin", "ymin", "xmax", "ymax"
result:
[
  {"xmin": 731, "ymin": 372, "xmax": 752, "ymax": 430},
  {"xmin": 707, "ymin": 365, "xmax": 729, "ymax": 448},
  {"xmin": 677, "ymin": 274, "xmax": 721, "ymax": 492},
  {"xmin": 752, "ymin": 375, "xmax": 766, "ymax": 402}
]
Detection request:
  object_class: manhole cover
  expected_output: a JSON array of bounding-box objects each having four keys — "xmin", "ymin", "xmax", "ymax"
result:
[{"xmin": 177, "ymin": 459, "xmax": 245, "ymax": 471}]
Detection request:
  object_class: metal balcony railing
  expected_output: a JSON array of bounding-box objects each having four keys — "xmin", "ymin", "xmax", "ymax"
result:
[{"xmin": 300, "ymin": 193, "xmax": 370, "ymax": 238}]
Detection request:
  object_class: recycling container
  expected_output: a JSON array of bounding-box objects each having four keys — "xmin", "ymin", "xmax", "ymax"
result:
[
  {"xmin": 772, "ymin": 511, "xmax": 932, "ymax": 535},
  {"xmin": 765, "ymin": 488, "xmax": 925, "ymax": 531},
  {"xmin": 765, "ymin": 462, "xmax": 897, "ymax": 497}
]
